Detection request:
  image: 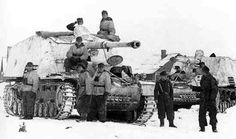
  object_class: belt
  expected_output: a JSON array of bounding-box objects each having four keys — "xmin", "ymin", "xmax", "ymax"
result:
[
  {"xmin": 94, "ymin": 85, "xmax": 105, "ymax": 88},
  {"xmin": 101, "ymin": 29, "xmax": 109, "ymax": 32},
  {"xmin": 72, "ymin": 54, "xmax": 83, "ymax": 57},
  {"xmin": 25, "ymin": 83, "xmax": 33, "ymax": 86}
]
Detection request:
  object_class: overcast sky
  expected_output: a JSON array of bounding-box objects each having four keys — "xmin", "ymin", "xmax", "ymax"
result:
[{"xmin": 1, "ymin": 0, "xmax": 236, "ymax": 60}]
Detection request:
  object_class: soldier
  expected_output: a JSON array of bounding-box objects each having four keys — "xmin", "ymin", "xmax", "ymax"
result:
[
  {"xmin": 199, "ymin": 66, "xmax": 218, "ymax": 132},
  {"xmin": 20, "ymin": 62, "xmax": 39, "ymax": 119},
  {"xmin": 154, "ymin": 71, "xmax": 177, "ymax": 128},
  {"xmin": 66, "ymin": 18, "xmax": 91, "ymax": 40},
  {"xmin": 97, "ymin": 10, "xmax": 119, "ymax": 42},
  {"xmin": 64, "ymin": 36, "xmax": 89, "ymax": 72},
  {"xmin": 75, "ymin": 61, "xmax": 92, "ymax": 121},
  {"xmin": 87, "ymin": 63, "xmax": 111, "ymax": 122}
]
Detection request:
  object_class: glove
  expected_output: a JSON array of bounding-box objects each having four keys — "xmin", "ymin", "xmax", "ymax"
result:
[
  {"xmin": 155, "ymin": 100, "xmax": 158, "ymax": 104},
  {"xmin": 104, "ymin": 92, "xmax": 110, "ymax": 99}
]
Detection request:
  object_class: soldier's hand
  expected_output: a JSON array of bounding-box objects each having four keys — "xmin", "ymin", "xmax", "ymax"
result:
[{"xmin": 155, "ymin": 100, "xmax": 158, "ymax": 104}]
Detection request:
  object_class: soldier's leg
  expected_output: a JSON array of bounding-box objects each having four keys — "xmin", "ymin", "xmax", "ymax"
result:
[
  {"xmin": 27, "ymin": 92, "xmax": 36, "ymax": 119},
  {"xmin": 157, "ymin": 99, "xmax": 165, "ymax": 126},
  {"xmin": 22, "ymin": 92, "xmax": 28, "ymax": 117},
  {"xmin": 80, "ymin": 95, "xmax": 90, "ymax": 121},
  {"xmin": 166, "ymin": 101, "xmax": 176, "ymax": 127},
  {"xmin": 199, "ymin": 102, "xmax": 207, "ymax": 131},
  {"xmin": 97, "ymin": 96, "xmax": 107, "ymax": 122},
  {"xmin": 87, "ymin": 96, "xmax": 98, "ymax": 121},
  {"xmin": 64, "ymin": 58, "xmax": 72, "ymax": 72},
  {"xmin": 209, "ymin": 103, "xmax": 218, "ymax": 132}
]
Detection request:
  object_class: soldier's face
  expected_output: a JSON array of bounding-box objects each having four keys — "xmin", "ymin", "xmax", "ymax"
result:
[
  {"xmin": 77, "ymin": 66, "xmax": 83, "ymax": 72},
  {"xmin": 102, "ymin": 13, "xmax": 108, "ymax": 18},
  {"xmin": 76, "ymin": 41, "xmax": 82, "ymax": 46},
  {"xmin": 25, "ymin": 66, "xmax": 33, "ymax": 71},
  {"xmin": 98, "ymin": 67, "xmax": 104, "ymax": 73}
]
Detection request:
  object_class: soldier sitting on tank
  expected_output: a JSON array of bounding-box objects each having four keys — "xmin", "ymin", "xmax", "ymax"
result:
[
  {"xmin": 97, "ymin": 10, "xmax": 120, "ymax": 42},
  {"xmin": 64, "ymin": 36, "xmax": 89, "ymax": 72},
  {"xmin": 75, "ymin": 61, "xmax": 93, "ymax": 121}
]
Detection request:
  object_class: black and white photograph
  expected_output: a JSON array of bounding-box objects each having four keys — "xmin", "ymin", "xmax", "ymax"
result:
[{"xmin": 0, "ymin": 0, "xmax": 236, "ymax": 139}]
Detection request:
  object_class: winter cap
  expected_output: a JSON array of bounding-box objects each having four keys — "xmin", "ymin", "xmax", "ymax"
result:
[
  {"xmin": 98, "ymin": 63, "xmax": 105, "ymax": 68},
  {"xmin": 76, "ymin": 36, "xmax": 82, "ymax": 42},
  {"xmin": 202, "ymin": 66, "xmax": 210, "ymax": 73},
  {"xmin": 174, "ymin": 66, "xmax": 180, "ymax": 70},
  {"xmin": 102, "ymin": 10, "xmax": 108, "ymax": 15},
  {"xmin": 77, "ymin": 18, "xmax": 83, "ymax": 22},
  {"xmin": 26, "ymin": 62, "xmax": 34, "ymax": 67},
  {"xmin": 160, "ymin": 71, "xmax": 168, "ymax": 76}
]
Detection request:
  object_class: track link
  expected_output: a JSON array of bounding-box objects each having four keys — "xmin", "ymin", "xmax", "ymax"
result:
[
  {"xmin": 218, "ymin": 88, "xmax": 236, "ymax": 113},
  {"xmin": 133, "ymin": 96, "xmax": 156, "ymax": 126}
]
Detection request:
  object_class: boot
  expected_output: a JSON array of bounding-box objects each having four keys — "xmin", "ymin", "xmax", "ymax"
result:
[
  {"xmin": 160, "ymin": 119, "xmax": 164, "ymax": 127},
  {"xmin": 199, "ymin": 126, "xmax": 205, "ymax": 132},
  {"xmin": 212, "ymin": 125, "xmax": 218, "ymax": 133},
  {"xmin": 169, "ymin": 120, "xmax": 177, "ymax": 128}
]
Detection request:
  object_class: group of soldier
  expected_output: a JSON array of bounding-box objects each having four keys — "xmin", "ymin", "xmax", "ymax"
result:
[
  {"xmin": 18, "ymin": 10, "xmax": 218, "ymax": 132},
  {"xmin": 19, "ymin": 10, "xmax": 115, "ymax": 122},
  {"xmin": 154, "ymin": 62, "xmax": 218, "ymax": 132}
]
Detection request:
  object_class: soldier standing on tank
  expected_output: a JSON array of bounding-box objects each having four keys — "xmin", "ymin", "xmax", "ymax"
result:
[
  {"xmin": 87, "ymin": 63, "xmax": 111, "ymax": 122},
  {"xmin": 75, "ymin": 61, "xmax": 92, "ymax": 121},
  {"xmin": 154, "ymin": 71, "xmax": 177, "ymax": 128},
  {"xmin": 20, "ymin": 62, "xmax": 39, "ymax": 119},
  {"xmin": 66, "ymin": 18, "xmax": 91, "ymax": 40},
  {"xmin": 64, "ymin": 36, "xmax": 89, "ymax": 72},
  {"xmin": 199, "ymin": 66, "xmax": 218, "ymax": 132}
]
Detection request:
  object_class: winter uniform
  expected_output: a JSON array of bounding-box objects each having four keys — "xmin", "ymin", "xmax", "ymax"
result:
[
  {"xmin": 97, "ymin": 17, "xmax": 120, "ymax": 42},
  {"xmin": 76, "ymin": 70, "xmax": 93, "ymax": 120},
  {"xmin": 154, "ymin": 76, "xmax": 176, "ymax": 127},
  {"xmin": 21, "ymin": 69, "xmax": 39, "ymax": 119},
  {"xmin": 87, "ymin": 70, "xmax": 111, "ymax": 122},
  {"xmin": 199, "ymin": 72, "xmax": 218, "ymax": 131},
  {"xmin": 64, "ymin": 43, "xmax": 89, "ymax": 71},
  {"xmin": 98, "ymin": 17, "xmax": 116, "ymax": 35},
  {"xmin": 66, "ymin": 22, "xmax": 91, "ymax": 40}
]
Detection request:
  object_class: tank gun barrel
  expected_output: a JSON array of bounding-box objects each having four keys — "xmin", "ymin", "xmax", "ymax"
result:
[{"xmin": 84, "ymin": 41, "xmax": 141, "ymax": 49}]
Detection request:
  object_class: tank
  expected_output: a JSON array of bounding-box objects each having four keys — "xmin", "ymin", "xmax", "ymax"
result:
[
  {"xmin": 155, "ymin": 52, "xmax": 236, "ymax": 111},
  {"xmin": 3, "ymin": 31, "xmax": 155, "ymax": 124}
]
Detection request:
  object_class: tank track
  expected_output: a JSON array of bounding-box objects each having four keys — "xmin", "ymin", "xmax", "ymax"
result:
[
  {"xmin": 3, "ymin": 85, "xmax": 19, "ymax": 116},
  {"xmin": 133, "ymin": 96, "xmax": 156, "ymax": 126},
  {"xmin": 218, "ymin": 88, "xmax": 236, "ymax": 113},
  {"xmin": 3, "ymin": 82, "xmax": 76, "ymax": 120},
  {"xmin": 54, "ymin": 82, "xmax": 76, "ymax": 119}
]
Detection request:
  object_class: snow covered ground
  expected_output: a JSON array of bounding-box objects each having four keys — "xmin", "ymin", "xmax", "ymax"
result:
[{"xmin": 0, "ymin": 82, "xmax": 236, "ymax": 139}]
